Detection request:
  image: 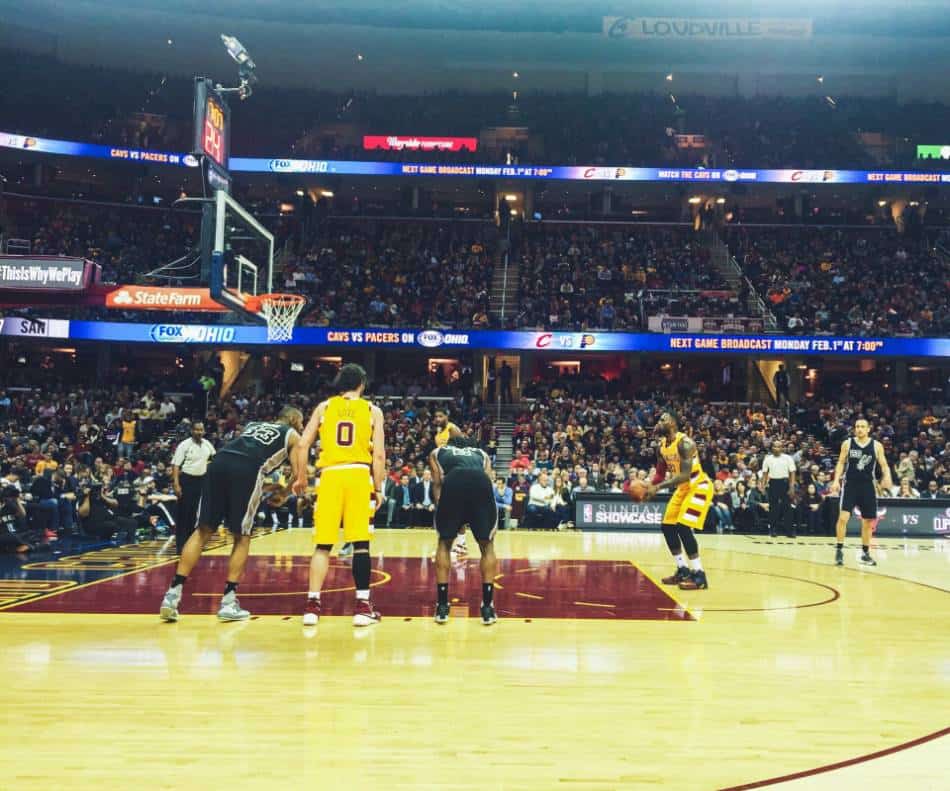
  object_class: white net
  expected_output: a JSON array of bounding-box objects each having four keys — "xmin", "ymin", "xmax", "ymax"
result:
[{"xmin": 259, "ymin": 294, "xmax": 306, "ymax": 342}]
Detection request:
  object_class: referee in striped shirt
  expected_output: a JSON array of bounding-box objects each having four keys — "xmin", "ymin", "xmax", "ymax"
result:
[
  {"xmin": 171, "ymin": 422, "xmax": 216, "ymax": 553},
  {"xmin": 761, "ymin": 440, "xmax": 797, "ymax": 538}
]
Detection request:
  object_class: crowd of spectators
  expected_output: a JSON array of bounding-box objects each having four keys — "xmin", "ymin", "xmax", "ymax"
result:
[
  {"xmin": 283, "ymin": 219, "xmax": 495, "ymax": 329},
  {"xmin": 0, "ymin": 367, "xmax": 494, "ymax": 551},
  {"xmin": 511, "ymin": 225, "xmax": 735, "ymax": 330},
  {"xmin": 727, "ymin": 227, "xmax": 950, "ymax": 336},
  {"xmin": 4, "ymin": 191, "xmax": 948, "ymax": 336},
  {"xmin": 10, "ymin": 50, "xmax": 950, "ymax": 169},
  {"xmin": 503, "ymin": 385, "xmax": 949, "ymax": 531}
]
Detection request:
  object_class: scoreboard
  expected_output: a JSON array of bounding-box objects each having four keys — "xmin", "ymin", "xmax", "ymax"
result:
[{"xmin": 193, "ymin": 78, "xmax": 231, "ymax": 189}]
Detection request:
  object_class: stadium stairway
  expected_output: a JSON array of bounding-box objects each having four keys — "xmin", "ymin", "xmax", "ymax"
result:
[
  {"xmin": 704, "ymin": 232, "xmax": 778, "ymax": 330},
  {"xmin": 488, "ymin": 249, "xmax": 519, "ymax": 326},
  {"xmin": 491, "ymin": 403, "xmax": 521, "ymax": 472}
]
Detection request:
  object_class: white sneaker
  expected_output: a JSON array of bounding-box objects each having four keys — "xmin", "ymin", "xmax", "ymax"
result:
[
  {"xmin": 217, "ymin": 591, "xmax": 250, "ymax": 621},
  {"xmin": 160, "ymin": 586, "xmax": 182, "ymax": 622},
  {"xmin": 451, "ymin": 537, "xmax": 468, "ymax": 556}
]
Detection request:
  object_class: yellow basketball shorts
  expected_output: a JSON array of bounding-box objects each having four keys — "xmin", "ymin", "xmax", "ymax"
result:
[
  {"xmin": 662, "ymin": 478, "xmax": 714, "ymax": 531},
  {"xmin": 313, "ymin": 466, "xmax": 374, "ymax": 545}
]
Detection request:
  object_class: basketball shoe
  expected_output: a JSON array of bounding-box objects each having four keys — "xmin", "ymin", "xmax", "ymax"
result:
[
  {"xmin": 434, "ymin": 602, "xmax": 450, "ymax": 624},
  {"xmin": 159, "ymin": 585, "xmax": 182, "ymax": 622},
  {"xmin": 353, "ymin": 599, "xmax": 381, "ymax": 627},
  {"xmin": 661, "ymin": 566, "xmax": 691, "ymax": 585},
  {"xmin": 217, "ymin": 591, "xmax": 250, "ymax": 621},
  {"xmin": 302, "ymin": 597, "xmax": 321, "ymax": 626},
  {"xmin": 480, "ymin": 603, "xmax": 497, "ymax": 626},
  {"xmin": 679, "ymin": 570, "xmax": 709, "ymax": 590},
  {"xmin": 835, "ymin": 547, "xmax": 844, "ymax": 566},
  {"xmin": 859, "ymin": 552, "xmax": 877, "ymax": 566}
]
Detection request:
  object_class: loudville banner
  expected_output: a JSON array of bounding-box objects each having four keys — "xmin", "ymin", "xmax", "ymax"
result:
[{"xmin": 604, "ymin": 17, "xmax": 813, "ymax": 40}]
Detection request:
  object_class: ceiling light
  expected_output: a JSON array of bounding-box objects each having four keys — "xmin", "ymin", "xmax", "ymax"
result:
[
  {"xmin": 320, "ymin": 190, "xmax": 334, "ymax": 198},
  {"xmin": 666, "ymin": 73, "xmax": 673, "ymax": 81},
  {"xmin": 504, "ymin": 194, "xmax": 518, "ymax": 201},
  {"xmin": 688, "ymin": 196, "xmax": 702, "ymax": 204},
  {"xmin": 295, "ymin": 189, "xmax": 305, "ymax": 197},
  {"xmin": 877, "ymin": 200, "xmax": 887, "ymax": 207},
  {"xmin": 512, "ymin": 71, "xmax": 519, "ymax": 78},
  {"xmin": 715, "ymin": 197, "xmax": 726, "ymax": 205}
]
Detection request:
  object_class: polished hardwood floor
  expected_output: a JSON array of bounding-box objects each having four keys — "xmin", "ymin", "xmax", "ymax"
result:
[{"xmin": 1, "ymin": 528, "xmax": 947, "ymax": 790}]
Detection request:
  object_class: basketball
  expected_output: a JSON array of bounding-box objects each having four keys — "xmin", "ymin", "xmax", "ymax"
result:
[{"xmin": 628, "ymin": 480, "xmax": 649, "ymax": 502}]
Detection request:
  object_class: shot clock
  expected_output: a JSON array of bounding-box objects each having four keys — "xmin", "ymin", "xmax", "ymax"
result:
[{"xmin": 193, "ymin": 78, "xmax": 231, "ymax": 183}]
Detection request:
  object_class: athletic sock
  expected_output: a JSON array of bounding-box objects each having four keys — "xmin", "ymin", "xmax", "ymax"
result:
[
  {"xmin": 172, "ymin": 574, "xmax": 187, "ymax": 588},
  {"xmin": 674, "ymin": 553, "xmax": 687, "ymax": 569},
  {"xmin": 690, "ymin": 557, "xmax": 704, "ymax": 572},
  {"xmin": 437, "ymin": 583, "xmax": 449, "ymax": 606},
  {"xmin": 482, "ymin": 582, "xmax": 494, "ymax": 606},
  {"xmin": 836, "ymin": 543, "xmax": 843, "ymax": 550},
  {"xmin": 224, "ymin": 580, "xmax": 238, "ymax": 595},
  {"xmin": 356, "ymin": 589, "xmax": 370, "ymax": 601},
  {"xmin": 862, "ymin": 545, "xmax": 869, "ymax": 555},
  {"xmin": 307, "ymin": 591, "xmax": 321, "ymax": 600}
]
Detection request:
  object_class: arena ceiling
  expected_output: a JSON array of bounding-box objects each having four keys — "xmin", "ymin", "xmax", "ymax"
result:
[{"xmin": 4, "ymin": 1, "xmax": 950, "ymax": 97}]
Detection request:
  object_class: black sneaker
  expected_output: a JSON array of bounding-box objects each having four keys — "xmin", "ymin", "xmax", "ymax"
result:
[
  {"xmin": 835, "ymin": 547, "xmax": 844, "ymax": 566},
  {"xmin": 679, "ymin": 569, "xmax": 709, "ymax": 590},
  {"xmin": 661, "ymin": 566, "xmax": 691, "ymax": 585},
  {"xmin": 859, "ymin": 553, "xmax": 877, "ymax": 566},
  {"xmin": 434, "ymin": 602, "xmax": 450, "ymax": 624},
  {"xmin": 480, "ymin": 603, "xmax": 497, "ymax": 625}
]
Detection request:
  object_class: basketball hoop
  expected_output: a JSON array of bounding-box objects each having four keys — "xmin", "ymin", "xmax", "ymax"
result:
[{"xmin": 246, "ymin": 293, "xmax": 306, "ymax": 342}]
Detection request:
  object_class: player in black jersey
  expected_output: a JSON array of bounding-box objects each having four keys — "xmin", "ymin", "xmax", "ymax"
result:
[
  {"xmin": 429, "ymin": 435, "xmax": 498, "ymax": 625},
  {"xmin": 159, "ymin": 406, "xmax": 305, "ymax": 622},
  {"xmin": 830, "ymin": 418, "xmax": 893, "ymax": 567}
]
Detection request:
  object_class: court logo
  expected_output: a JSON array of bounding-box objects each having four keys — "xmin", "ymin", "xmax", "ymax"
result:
[
  {"xmin": 934, "ymin": 508, "xmax": 950, "ymax": 534},
  {"xmin": 583, "ymin": 504, "xmax": 593, "ymax": 522},
  {"xmin": 149, "ymin": 324, "xmax": 237, "ymax": 343},
  {"xmin": 417, "ymin": 330, "xmax": 445, "ymax": 348},
  {"xmin": 580, "ymin": 334, "xmax": 597, "ymax": 348},
  {"xmin": 535, "ymin": 333, "xmax": 553, "ymax": 348}
]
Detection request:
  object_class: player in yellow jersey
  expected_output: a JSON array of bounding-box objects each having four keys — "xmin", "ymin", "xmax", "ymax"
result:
[
  {"xmin": 433, "ymin": 406, "xmax": 466, "ymax": 554},
  {"xmin": 434, "ymin": 406, "xmax": 461, "ymax": 448},
  {"xmin": 293, "ymin": 364, "xmax": 386, "ymax": 626},
  {"xmin": 645, "ymin": 411, "xmax": 712, "ymax": 590}
]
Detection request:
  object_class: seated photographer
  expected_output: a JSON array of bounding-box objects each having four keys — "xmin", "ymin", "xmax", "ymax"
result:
[{"xmin": 77, "ymin": 479, "xmax": 138, "ymax": 543}]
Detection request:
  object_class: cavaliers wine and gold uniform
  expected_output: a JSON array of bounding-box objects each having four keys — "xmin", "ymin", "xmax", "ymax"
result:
[
  {"xmin": 659, "ymin": 431, "xmax": 713, "ymax": 530},
  {"xmin": 313, "ymin": 396, "xmax": 375, "ymax": 545}
]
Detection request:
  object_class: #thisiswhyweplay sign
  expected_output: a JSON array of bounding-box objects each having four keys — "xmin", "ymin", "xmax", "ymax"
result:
[{"xmin": 0, "ymin": 260, "xmax": 86, "ymax": 290}]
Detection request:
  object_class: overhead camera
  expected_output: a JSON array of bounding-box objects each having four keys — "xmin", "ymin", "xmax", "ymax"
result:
[{"xmin": 218, "ymin": 35, "xmax": 258, "ymax": 101}]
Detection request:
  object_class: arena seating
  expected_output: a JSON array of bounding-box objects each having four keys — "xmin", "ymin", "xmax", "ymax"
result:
[
  {"xmin": 511, "ymin": 225, "xmax": 733, "ymax": 330},
  {"xmin": 726, "ymin": 227, "xmax": 950, "ymax": 336},
  {"xmin": 8, "ymin": 50, "xmax": 950, "ymax": 168}
]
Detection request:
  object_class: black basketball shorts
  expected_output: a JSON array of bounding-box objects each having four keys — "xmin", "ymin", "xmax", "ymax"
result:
[
  {"xmin": 840, "ymin": 481, "xmax": 878, "ymax": 520},
  {"xmin": 434, "ymin": 468, "xmax": 498, "ymax": 542},
  {"xmin": 198, "ymin": 452, "xmax": 266, "ymax": 536}
]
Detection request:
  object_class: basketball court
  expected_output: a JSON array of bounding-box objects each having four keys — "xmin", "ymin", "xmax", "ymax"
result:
[{"xmin": 1, "ymin": 529, "xmax": 947, "ymax": 789}]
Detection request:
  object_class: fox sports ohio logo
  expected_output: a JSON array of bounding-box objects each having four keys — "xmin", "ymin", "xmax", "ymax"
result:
[
  {"xmin": 416, "ymin": 330, "xmax": 444, "ymax": 348},
  {"xmin": 149, "ymin": 325, "xmax": 236, "ymax": 343}
]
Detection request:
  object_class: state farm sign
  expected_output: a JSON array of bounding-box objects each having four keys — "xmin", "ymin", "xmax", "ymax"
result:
[{"xmin": 105, "ymin": 286, "xmax": 227, "ymax": 312}]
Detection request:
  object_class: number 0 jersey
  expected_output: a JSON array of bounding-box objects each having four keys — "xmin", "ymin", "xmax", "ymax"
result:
[
  {"xmin": 316, "ymin": 396, "xmax": 372, "ymax": 469},
  {"xmin": 660, "ymin": 431, "xmax": 707, "ymax": 491}
]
